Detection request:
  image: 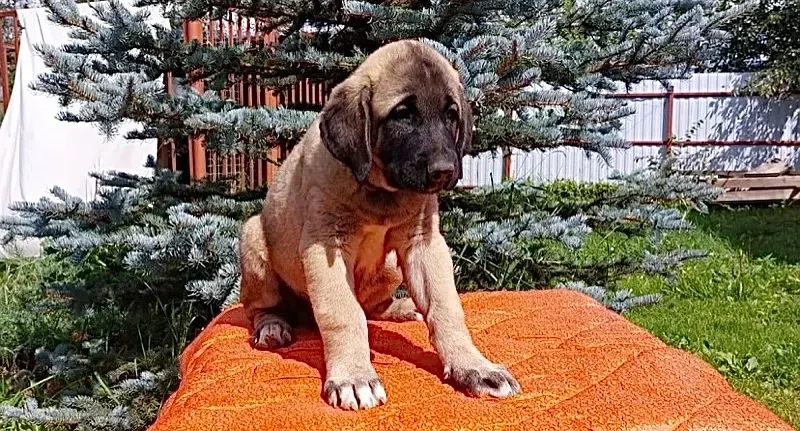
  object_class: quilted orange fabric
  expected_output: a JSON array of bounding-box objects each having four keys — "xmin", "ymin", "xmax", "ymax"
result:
[{"xmin": 148, "ymin": 290, "xmax": 792, "ymax": 431}]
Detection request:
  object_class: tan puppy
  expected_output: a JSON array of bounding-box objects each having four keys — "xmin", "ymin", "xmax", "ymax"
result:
[{"xmin": 239, "ymin": 39, "xmax": 521, "ymax": 410}]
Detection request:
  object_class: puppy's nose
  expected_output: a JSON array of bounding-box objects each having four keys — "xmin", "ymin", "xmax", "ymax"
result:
[{"xmin": 428, "ymin": 161, "xmax": 455, "ymax": 187}]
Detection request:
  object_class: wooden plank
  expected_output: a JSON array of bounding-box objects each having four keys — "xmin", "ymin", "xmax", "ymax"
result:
[
  {"xmin": 745, "ymin": 161, "xmax": 790, "ymax": 176},
  {"xmin": 722, "ymin": 171, "xmax": 749, "ymax": 178},
  {"xmin": 714, "ymin": 176, "xmax": 800, "ymax": 189},
  {"xmin": 715, "ymin": 188, "xmax": 800, "ymax": 203},
  {"xmin": 681, "ymin": 170, "xmax": 749, "ymax": 178}
]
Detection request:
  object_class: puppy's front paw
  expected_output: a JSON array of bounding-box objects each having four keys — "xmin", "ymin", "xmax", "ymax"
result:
[
  {"xmin": 444, "ymin": 361, "xmax": 521, "ymax": 398},
  {"xmin": 251, "ymin": 313, "xmax": 292, "ymax": 350},
  {"xmin": 323, "ymin": 370, "xmax": 387, "ymax": 410}
]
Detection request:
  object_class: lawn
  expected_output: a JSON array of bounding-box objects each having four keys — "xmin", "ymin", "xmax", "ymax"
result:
[
  {"xmin": 625, "ymin": 206, "xmax": 800, "ymax": 428},
  {"xmin": 1, "ymin": 205, "xmax": 799, "ymax": 430}
]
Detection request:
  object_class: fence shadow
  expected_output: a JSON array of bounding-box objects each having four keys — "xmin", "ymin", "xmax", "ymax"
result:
[
  {"xmin": 679, "ymin": 74, "xmax": 800, "ymax": 173},
  {"xmin": 689, "ymin": 206, "xmax": 800, "ymax": 265}
]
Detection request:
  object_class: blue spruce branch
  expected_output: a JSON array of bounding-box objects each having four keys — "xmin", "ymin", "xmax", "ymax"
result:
[{"xmin": 556, "ymin": 281, "xmax": 662, "ymax": 313}]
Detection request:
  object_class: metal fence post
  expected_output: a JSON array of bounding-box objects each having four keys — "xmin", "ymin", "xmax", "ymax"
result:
[
  {"xmin": 184, "ymin": 19, "xmax": 207, "ymax": 181},
  {"xmin": 502, "ymin": 148, "xmax": 512, "ymax": 181},
  {"xmin": 0, "ymin": 18, "xmax": 9, "ymax": 113},
  {"xmin": 156, "ymin": 72, "xmax": 177, "ymax": 171},
  {"xmin": 664, "ymin": 85, "xmax": 675, "ymax": 155}
]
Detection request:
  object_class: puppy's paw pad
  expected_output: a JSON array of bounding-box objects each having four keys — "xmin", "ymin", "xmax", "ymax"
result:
[
  {"xmin": 445, "ymin": 363, "xmax": 522, "ymax": 398},
  {"xmin": 324, "ymin": 377, "xmax": 386, "ymax": 410},
  {"xmin": 251, "ymin": 316, "xmax": 292, "ymax": 350}
]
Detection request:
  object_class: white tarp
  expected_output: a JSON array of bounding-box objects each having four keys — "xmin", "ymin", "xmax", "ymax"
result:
[{"xmin": 0, "ymin": 1, "xmax": 167, "ymax": 257}]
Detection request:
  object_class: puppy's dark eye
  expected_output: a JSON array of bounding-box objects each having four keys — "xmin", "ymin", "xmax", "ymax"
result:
[
  {"xmin": 446, "ymin": 106, "xmax": 459, "ymax": 123},
  {"xmin": 390, "ymin": 104, "xmax": 413, "ymax": 121}
]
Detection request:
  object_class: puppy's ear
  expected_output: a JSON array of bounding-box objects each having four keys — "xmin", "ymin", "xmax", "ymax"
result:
[{"xmin": 319, "ymin": 81, "xmax": 373, "ymax": 182}]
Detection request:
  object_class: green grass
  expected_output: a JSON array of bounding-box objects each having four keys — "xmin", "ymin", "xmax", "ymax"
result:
[
  {"xmin": 0, "ymin": 257, "xmax": 74, "ymax": 431},
  {"xmin": 0, "ymin": 255, "xmax": 191, "ymax": 431},
  {"xmin": 1, "ymin": 258, "xmax": 82, "ymax": 368},
  {"xmin": 620, "ymin": 206, "xmax": 800, "ymax": 429}
]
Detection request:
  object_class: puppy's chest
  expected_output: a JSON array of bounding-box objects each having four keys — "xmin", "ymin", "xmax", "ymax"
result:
[{"xmin": 353, "ymin": 226, "xmax": 392, "ymax": 279}]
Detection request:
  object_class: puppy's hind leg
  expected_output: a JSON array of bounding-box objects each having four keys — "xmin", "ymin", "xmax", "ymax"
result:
[
  {"xmin": 239, "ymin": 215, "xmax": 292, "ymax": 350},
  {"xmin": 363, "ymin": 250, "xmax": 422, "ymax": 322},
  {"xmin": 369, "ymin": 294, "xmax": 423, "ymax": 323}
]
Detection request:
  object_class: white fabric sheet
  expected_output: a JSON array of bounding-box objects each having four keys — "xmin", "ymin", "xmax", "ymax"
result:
[{"xmin": 0, "ymin": 1, "xmax": 167, "ymax": 257}]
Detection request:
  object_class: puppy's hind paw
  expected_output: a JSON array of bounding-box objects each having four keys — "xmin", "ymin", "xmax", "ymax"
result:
[
  {"xmin": 369, "ymin": 297, "xmax": 423, "ymax": 322},
  {"xmin": 251, "ymin": 314, "xmax": 292, "ymax": 350}
]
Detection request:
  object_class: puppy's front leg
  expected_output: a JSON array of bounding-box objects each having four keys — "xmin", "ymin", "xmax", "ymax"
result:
[
  {"xmin": 392, "ymin": 211, "xmax": 521, "ymax": 399},
  {"xmin": 301, "ymin": 224, "xmax": 386, "ymax": 411}
]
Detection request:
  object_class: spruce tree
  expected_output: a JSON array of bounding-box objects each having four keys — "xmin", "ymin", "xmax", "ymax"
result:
[{"xmin": 0, "ymin": 0, "xmax": 748, "ymax": 429}]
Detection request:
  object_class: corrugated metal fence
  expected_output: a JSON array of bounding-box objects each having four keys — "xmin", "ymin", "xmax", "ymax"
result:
[{"xmin": 487, "ymin": 73, "xmax": 800, "ymax": 187}]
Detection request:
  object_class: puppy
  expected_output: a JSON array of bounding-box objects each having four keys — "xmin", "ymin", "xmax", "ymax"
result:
[{"xmin": 239, "ymin": 39, "xmax": 521, "ymax": 410}]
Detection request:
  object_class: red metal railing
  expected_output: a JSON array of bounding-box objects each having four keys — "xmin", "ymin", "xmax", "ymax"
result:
[
  {"xmin": 606, "ymin": 89, "xmax": 800, "ymax": 151},
  {"xmin": 0, "ymin": 9, "xmax": 20, "ymax": 113}
]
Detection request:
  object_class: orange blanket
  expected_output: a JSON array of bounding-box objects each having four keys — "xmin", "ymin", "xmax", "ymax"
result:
[{"xmin": 148, "ymin": 290, "xmax": 791, "ymax": 431}]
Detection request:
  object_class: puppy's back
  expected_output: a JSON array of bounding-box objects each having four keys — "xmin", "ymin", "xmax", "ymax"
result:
[{"xmin": 258, "ymin": 121, "xmax": 328, "ymax": 294}]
